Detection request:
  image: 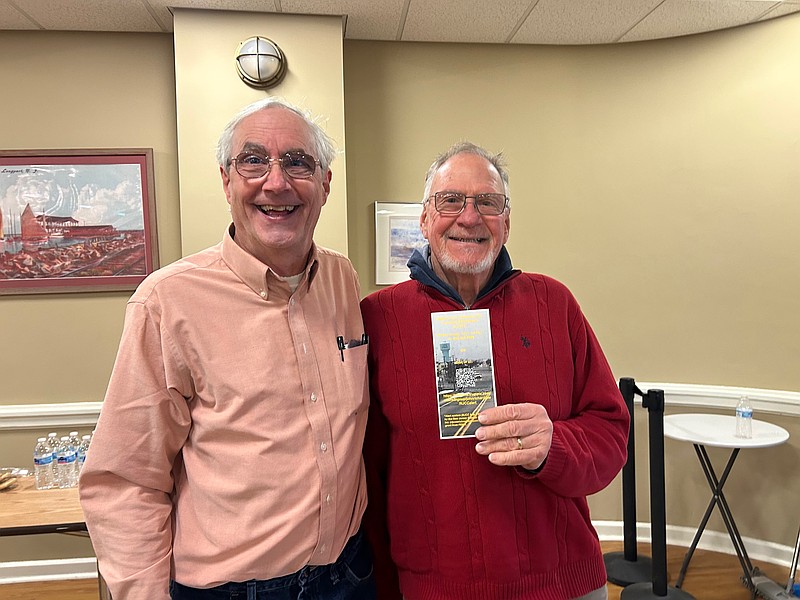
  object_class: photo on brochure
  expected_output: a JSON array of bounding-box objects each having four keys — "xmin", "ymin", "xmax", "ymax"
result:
[{"xmin": 431, "ymin": 308, "xmax": 497, "ymax": 439}]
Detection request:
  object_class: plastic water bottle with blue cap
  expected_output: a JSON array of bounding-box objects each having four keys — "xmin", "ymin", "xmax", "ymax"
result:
[{"xmin": 735, "ymin": 395, "xmax": 753, "ymax": 439}]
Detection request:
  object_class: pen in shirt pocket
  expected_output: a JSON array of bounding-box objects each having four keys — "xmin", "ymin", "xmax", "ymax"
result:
[{"xmin": 336, "ymin": 334, "xmax": 369, "ymax": 361}]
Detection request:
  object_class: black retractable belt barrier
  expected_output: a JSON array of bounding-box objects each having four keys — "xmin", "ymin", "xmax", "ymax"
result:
[
  {"xmin": 621, "ymin": 389, "xmax": 695, "ymax": 600},
  {"xmin": 604, "ymin": 377, "xmax": 653, "ymax": 587}
]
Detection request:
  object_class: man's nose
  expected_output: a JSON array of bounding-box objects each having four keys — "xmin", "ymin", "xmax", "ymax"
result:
[
  {"xmin": 261, "ymin": 160, "xmax": 291, "ymax": 191},
  {"xmin": 456, "ymin": 199, "xmax": 484, "ymax": 224}
]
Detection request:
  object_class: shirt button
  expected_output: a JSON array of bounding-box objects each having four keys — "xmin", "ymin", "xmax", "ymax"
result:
[
  {"xmin": 259, "ymin": 290, "xmax": 266, "ymax": 298},
  {"xmin": 320, "ymin": 442, "xmax": 328, "ymax": 452},
  {"xmin": 326, "ymin": 494, "xmax": 331, "ymax": 503},
  {"xmin": 311, "ymin": 393, "xmax": 317, "ymax": 403},
  {"xmin": 290, "ymin": 298, "xmax": 295, "ymax": 306},
  {"xmin": 320, "ymin": 544, "xmax": 326, "ymax": 553}
]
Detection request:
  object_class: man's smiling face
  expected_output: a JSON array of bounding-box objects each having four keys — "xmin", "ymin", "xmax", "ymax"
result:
[
  {"xmin": 420, "ymin": 152, "xmax": 510, "ymax": 281},
  {"xmin": 220, "ymin": 106, "xmax": 331, "ymax": 276}
]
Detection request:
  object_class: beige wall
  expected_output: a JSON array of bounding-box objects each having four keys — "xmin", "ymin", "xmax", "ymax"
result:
[
  {"xmin": 0, "ymin": 30, "xmax": 180, "ymax": 561},
  {"xmin": 1, "ymin": 10, "xmax": 799, "ymax": 568},
  {"xmin": 173, "ymin": 9, "xmax": 348, "ymax": 256},
  {"xmin": 343, "ymin": 18, "xmax": 800, "ymax": 547},
  {"xmin": 344, "ymin": 18, "xmax": 800, "ymax": 393}
]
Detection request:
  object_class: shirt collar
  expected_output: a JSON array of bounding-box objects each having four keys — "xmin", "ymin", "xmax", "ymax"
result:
[{"xmin": 221, "ymin": 224, "xmax": 319, "ymax": 299}]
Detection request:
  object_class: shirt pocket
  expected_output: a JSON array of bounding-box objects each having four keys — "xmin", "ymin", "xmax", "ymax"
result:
[{"xmin": 339, "ymin": 342, "xmax": 369, "ymax": 416}]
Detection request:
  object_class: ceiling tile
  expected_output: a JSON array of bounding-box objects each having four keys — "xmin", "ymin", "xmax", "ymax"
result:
[
  {"xmin": 281, "ymin": 0, "xmax": 407, "ymax": 39},
  {"xmin": 0, "ymin": 2, "xmax": 40, "ymax": 29},
  {"xmin": 513, "ymin": 0, "xmax": 664, "ymax": 45},
  {"xmin": 621, "ymin": 0, "xmax": 776, "ymax": 42},
  {"xmin": 757, "ymin": 3, "xmax": 800, "ymax": 19},
  {"xmin": 12, "ymin": 0, "xmax": 162, "ymax": 32},
  {"xmin": 1, "ymin": 0, "xmax": 798, "ymax": 44},
  {"xmin": 402, "ymin": 0, "xmax": 532, "ymax": 43},
  {"xmin": 146, "ymin": 0, "xmax": 281, "ymax": 32},
  {"xmin": 141, "ymin": 0, "xmax": 174, "ymax": 32},
  {"xmin": 164, "ymin": 0, "xmax": 277, "ymax": 9}
]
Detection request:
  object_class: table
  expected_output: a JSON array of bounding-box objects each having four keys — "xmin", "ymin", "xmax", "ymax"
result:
[
  {"xmin": 0, "ymin": 475, "xmax": 110, "ymax": 599},
  {"xmin": 663, "ymin": 413, "xmax": 790, "ymax": 589}
]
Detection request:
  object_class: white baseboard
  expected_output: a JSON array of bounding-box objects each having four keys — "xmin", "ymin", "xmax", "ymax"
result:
[
  {"xmin": 594, "ymin": 520, "xmax": 799, "ymax": 568},
  {"xmin": 0, "ymin": 383, "xmax": 796, "ymax": 584},
  {"xmin": 0, "ymin": 557, "xmax": 97, "ymax": 584},
  {"xmin": 2, "ymin": 522, "xmax": 796, "ymax": 585}
]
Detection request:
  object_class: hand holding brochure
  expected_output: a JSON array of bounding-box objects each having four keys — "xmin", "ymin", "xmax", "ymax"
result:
[{"xmin": 431, "ymin": 309, "xmax": 497, "ymax": 439}]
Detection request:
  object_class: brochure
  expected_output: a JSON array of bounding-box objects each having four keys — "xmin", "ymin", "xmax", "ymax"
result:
[{"xmin": 431, "ymin": 308, "xmax": 497, "ymax": 438}]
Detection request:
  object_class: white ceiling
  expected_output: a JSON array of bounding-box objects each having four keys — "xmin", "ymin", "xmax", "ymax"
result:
[{"xmin": 1, "ymin": 0, "xmax": 799, "ymax": 44}]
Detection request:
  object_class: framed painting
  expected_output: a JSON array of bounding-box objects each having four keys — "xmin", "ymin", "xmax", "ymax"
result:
[
  {"xmin": 0, "ymin": 148, "xmax": 158, "ymax": 295},
  {"xmin": 374, "ymin": 202, "xmax": 426, "ymax": 285}
]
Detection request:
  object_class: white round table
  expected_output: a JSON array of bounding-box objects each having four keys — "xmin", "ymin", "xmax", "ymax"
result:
[
  {"xmin": 663, "ymin": 413, "xmax": 790, "ymax": 589},
  {"xmin": 664, "ymin": 413, "xmax": 789, "ymax": 448}
]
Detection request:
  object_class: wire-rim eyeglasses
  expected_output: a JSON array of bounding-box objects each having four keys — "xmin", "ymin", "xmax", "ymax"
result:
[
  {"xmin": 427, "ymin": 191, "xmax": 509, "ymax": 216},
  {"xmin": 229, "ymin": 151, "xmax": 320, "ymax": 180}
]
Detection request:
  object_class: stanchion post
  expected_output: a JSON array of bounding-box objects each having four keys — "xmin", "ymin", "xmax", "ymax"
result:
[
  {"xmin": 621, "ymin": 388, "xmax": 695, "ymax": 600},
  {"xmin": 644, "ymin": 389, "xmax": 668, "ymax": 596},
  {"xmin": 604, "ymin": 377, "xmax": 652, "ymax": 587}
]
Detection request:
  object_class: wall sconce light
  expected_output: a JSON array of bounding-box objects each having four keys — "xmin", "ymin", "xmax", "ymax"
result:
[{"xmin": 235, "ymin": 36, "xmax": 287, "ymax": 89}]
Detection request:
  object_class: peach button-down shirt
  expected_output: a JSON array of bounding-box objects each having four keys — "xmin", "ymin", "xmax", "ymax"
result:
[{"xmin": 79, "ymin": 227, "xmax": 369, "ymax": 600}]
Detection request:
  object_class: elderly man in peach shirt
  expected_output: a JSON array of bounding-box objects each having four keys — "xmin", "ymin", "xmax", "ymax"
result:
[{"xmin": 80, "ymin": 98, "xmax": 374, "ymax": 600}]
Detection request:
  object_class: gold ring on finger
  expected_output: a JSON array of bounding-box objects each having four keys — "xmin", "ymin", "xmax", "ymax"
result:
[{"xmin": 516, "ymin": 436, "xmax": 523, "ymax": 451}]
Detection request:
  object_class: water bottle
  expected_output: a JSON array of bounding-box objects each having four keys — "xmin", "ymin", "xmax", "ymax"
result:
[
  {"xmin": 56, "ymin": 436, "xmax": 78, "ymax": 488},
  {"xmin": 735, "ymin": 396, "xmax": 753, "ymax": 439},
  {"xmin": 69, "ymin": 431, "xmax": 81, "ymax": 452},
  {"xmin": 33, "ymin": 437, "xmax": 55, "ymax": 490},
  {"xmin": 77, "ymin": 434, "xmax": 91, "ymax": 474},
  {"xmin": 47, "ymin": 432, "xmax": 60, "ymax": 486}
]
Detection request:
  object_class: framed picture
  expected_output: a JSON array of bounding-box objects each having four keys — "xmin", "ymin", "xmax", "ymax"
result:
[
  {"xmin": 0, "ymin": 148, "xmax": 158, "ymax": 295},
  {"xmin": 374, "ymin": 202, "xmax": 426, "ymax": 285}
]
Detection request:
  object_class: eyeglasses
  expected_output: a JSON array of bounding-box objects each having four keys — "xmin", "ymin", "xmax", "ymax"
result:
[
  {"xmin": 428, "ymin": 192, "xmax": 509, "ymax": 216},
  {"xmin": 230, "ymin": 151, "xmax": 320, "ymax": 180}
]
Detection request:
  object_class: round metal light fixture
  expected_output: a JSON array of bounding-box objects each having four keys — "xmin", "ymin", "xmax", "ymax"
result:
[{"xmin": 235, "ymin": 36, "xmax": 287, "ymax": 89}]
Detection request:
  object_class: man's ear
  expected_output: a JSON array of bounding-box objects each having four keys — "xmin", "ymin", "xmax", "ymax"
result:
[
  {"xmin": 220, "ymin": 165, "xmax": 233, "ymax": 206},
  {"xmin": 420, "ymin": 203, "xmax": 430, "ymax": 240},
  {"xmin": 321, "ymin": 169, "xmax": 332, "ymax": 206}
]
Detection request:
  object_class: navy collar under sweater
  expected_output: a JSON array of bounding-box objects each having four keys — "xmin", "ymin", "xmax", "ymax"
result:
[{"xmin": 407, "ymin": 245, "xmax": 519, "ymax": 307}]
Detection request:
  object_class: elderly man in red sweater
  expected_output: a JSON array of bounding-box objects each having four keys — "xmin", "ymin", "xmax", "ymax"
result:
[{"xmin": 361, "ymin": 141, "xmax": 629, "ymax": 600}]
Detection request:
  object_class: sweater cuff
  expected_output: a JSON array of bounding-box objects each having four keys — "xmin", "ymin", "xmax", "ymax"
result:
[{"xmin": 515, "ymin": 456, "xmax": 547, "ymax": 479}]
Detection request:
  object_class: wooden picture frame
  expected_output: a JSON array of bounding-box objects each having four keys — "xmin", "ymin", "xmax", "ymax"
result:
[{"xmin": 0, "ymin": 148, "xmax": 158, "ymax": 295}]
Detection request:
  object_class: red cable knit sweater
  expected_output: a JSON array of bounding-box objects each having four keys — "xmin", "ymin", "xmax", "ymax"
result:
[{"xmin": 361, "ymin": 272, "xmax": 628, "ymax": 600}]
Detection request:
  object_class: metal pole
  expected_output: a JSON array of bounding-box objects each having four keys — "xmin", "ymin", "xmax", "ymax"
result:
[{"xmin": 604, "ymin": 377, "xmax": 652, "ymax": 587}]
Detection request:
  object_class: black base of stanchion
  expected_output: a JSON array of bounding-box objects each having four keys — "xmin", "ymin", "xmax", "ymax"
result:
[
  {"xmin": 604, "ymin": 551, "xmax": 653, "ymax": 587},
  {"xmin": 620, "ymin": 582, "xmax": 696, "ymax": 600}
]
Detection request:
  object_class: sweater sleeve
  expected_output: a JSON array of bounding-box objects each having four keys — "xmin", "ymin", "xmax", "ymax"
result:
[
  {"xmin": 532, "ymin": 290, "xmax": 629, "ymax": 498},
  {"xmin": 360, "ymin": 295, "xmax": 404, "ymax": 600},
  {"xmin": 79, "ymin": 298, "xmax": 192, "ymax": 600}
]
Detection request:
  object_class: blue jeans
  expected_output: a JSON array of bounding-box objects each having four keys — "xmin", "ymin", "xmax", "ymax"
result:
[{"xmin": 169, "ymin": 529, "xmax": 376, "ymax": 600}]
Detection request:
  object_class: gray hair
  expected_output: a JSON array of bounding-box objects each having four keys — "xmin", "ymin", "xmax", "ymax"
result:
[
  {"xmin": 422, "ymin": 141, "xmax": 510, "ymax": 201},
  {"xmin": 216, "ymin": 97, "xmax": 336, "ymax": 174}
]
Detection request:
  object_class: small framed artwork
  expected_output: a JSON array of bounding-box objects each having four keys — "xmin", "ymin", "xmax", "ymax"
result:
[
  {"xmin": 374, "ymin": 202, "xmax": 427, "ymax": 285},
  {"xmin": 0, "ymin": 148, "xmax": 158, "ymax": 295}
]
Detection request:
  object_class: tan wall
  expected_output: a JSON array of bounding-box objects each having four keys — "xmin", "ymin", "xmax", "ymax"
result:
[
  {"xmin": 344, "ymin": 19, "xmax": 800, "ymax": 393},
  {"xmin": 343, "ymin": 17, "xmax": 800, "ymax": 548},
  {"xmin": 0, "ymin": 30, "xmax": 180, "ymax": 561},
  {"xmin": 2, "ymin": 11, "xmax": 800, "ymax": 568},
  {"xmin": 0, "ymin": 13, "xmax": 348, "ymax": 565},
  {"xmin": 173, "ymin": 9, "xmax": 348, "ymax": 256}
]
